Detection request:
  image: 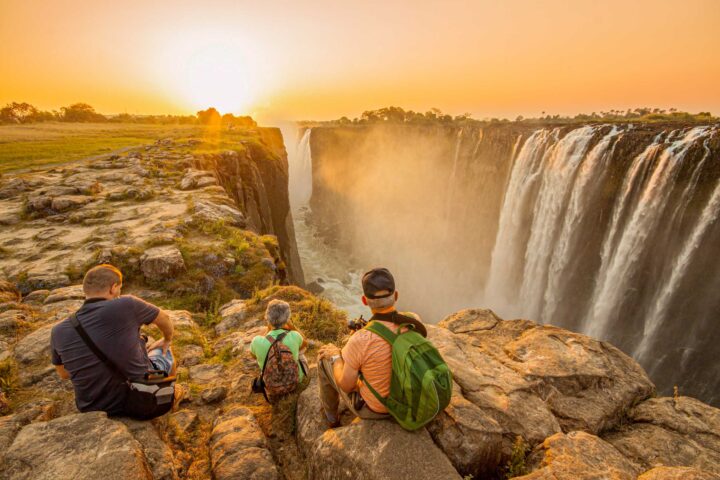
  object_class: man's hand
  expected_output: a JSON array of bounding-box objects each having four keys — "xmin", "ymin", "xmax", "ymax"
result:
[
  {"xmin": 147, "ymin": 338, "xmax": 171, "ymax": 355},
  {"xmin": 318, "ymin": 344, "xmax": 341, "ymax": 361}
]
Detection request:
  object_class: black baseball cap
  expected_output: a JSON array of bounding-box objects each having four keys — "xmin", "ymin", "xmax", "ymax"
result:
[{"xmin": 362, "ymin": 267, "xmax": 395, "ymax": 299}]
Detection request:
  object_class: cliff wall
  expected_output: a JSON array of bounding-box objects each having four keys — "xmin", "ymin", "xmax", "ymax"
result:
[
  {"xmin": 307, "ymin": 122, "xmax": 720, "ymax": 405},
  {"xmin": 194, "ymin": 127, "xmax": 304, "ymax": 286}
]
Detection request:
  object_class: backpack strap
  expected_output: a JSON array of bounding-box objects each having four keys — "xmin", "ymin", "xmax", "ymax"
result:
[
  {"xmin": 357, "ymin": 321, "xmax": 398, "ymax": 408},
  {"xmin": 70, "ymin": 313, "xmax": 129, "ymax": 384},
  {"xmin": 364, "ymin": 321, "xmax": 398, "ymax": 344}
]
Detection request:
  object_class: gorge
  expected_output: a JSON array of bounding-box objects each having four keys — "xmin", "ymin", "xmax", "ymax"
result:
[{"xmin": 288, "ymin": 122, "xmax": 720, "ymax": 406}]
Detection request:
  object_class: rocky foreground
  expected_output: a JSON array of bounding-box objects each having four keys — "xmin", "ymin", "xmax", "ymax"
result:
[{"xmin": 0, "ymin": 131, "xmax": 718, "ymax": 479}]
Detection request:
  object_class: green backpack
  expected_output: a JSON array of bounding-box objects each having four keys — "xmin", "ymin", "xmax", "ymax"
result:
[{"xmin": 361, "ymin": 314, "xmax": 453, "ymax": 431}]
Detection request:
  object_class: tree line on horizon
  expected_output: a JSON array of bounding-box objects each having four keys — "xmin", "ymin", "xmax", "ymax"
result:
[
  {"xmin": 0, "ymin": 102, "xmax": 257, "ymax": 127},
  {"xmin": 300, "ymin": 106, "xmax": 717, "ymax": 127}
]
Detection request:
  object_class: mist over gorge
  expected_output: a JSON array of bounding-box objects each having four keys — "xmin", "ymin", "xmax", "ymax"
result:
[{"xmin": 294, "ymin": 122, "xmax": 720, "ymax": 406}]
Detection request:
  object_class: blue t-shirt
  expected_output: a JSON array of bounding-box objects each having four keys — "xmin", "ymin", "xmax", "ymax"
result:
[{"xmin": 51, "ymin": 295, "xmax": 160, "ymax": 414}]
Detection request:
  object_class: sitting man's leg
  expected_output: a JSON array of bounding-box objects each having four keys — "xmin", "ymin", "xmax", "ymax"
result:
[
  {"xmin": 318, "ymin": 357, "xmax": 385, "ymax": 424},
  {"xmin": 148, "ymin": 347, "xmax": 175, "ymax": 376}
]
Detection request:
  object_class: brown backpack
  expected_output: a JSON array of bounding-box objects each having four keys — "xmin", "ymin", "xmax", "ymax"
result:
[{"xmin": 259, "ymin": 332, "xmax": 301, "ymax": 401}]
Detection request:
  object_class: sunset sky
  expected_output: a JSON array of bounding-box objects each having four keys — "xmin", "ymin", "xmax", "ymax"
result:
[{"xmin": 1, "ymin": 0, "xmax": 719, "ymax": 122}]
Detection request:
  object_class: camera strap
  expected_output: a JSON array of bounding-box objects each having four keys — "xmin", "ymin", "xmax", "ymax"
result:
[
  {"xmin": 370, "ymin": 311, "xmax": 428, "ymax": 338},
  {"xmin": 70, "ymin": 313, "xmax": 130, "ymax": 385}
]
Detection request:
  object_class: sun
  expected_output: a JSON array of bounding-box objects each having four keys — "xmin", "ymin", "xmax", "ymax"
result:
[{"xmin": 170, "ymin": 42, "xmax": 258, "ymax": 114}]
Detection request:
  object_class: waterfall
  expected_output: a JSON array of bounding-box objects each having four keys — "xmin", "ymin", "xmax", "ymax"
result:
[
  {"xmin": 542, "ymin": 126, "xmax": 621, "ymax": 323},
  {"xmin": 289, "ymin": 128, "xmax": 313, "ymax": 211},
  {"xmin": 635, "ymin": 135, "xmax": 718, "ymax": 362},
  {"xmin": 485, "ymin": 129, "xmax": 558, "ymax": 316},
  {"xmin": 519, "ymin": 126, "xmax": 597, "ymax": 320},
  {"xmin": 586, "ymin": 127, "xmax": 709, "ymax": 339},
  {"xmin": 444, "ymin": 128, "xmax": 464, "ymax": 222},
  {"xmin": 287, "ymin": 126, "xmax": 366, "ymax": 319},
  {"xmin": 485, "ymin": 124, "xmax": 717, "ymax": 350}
]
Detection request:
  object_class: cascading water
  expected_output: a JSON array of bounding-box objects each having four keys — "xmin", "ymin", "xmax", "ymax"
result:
[
  {"xmin": 289, "ymin": 129, "xmax": 314, "ymax": 211},
  {"xmin": 290, "ymin": 121, "xmax": 720, "ymax": 404},
  {"xmin": 286, "ymin": 127, "xmax": 366, "ymax": 319},
  {"xmin": 484, "ymin": 124, "xmax": 719, "ymax": 403}
]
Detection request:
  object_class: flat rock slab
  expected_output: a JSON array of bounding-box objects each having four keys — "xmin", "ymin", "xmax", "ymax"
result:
[
  {"xmin": 308, "ymin": 419, "xmax": 462, "ymax": 480},
  {"xmin": 210, "ymin": 405, "xmax": 278, "ymax": 480},
  {"xmin": 44, "ymin": 284, "xmax": 85, "ymax": 304},
  {"xmin": 141, "ymin": 246, "xmax": 186, "ymax": 281},
  {"xmin": 517, "ymin": 431, "xmax": 641, "ymax": 480},
  {"xmin": 425, "ymin": 308, "xmax": 655, "ymax": 474},
  {"xmin": 297, "ymin": 376, "xmax": 461, "ymax": 480},
  {"xmin": 638, "ymin": 466, "xmax": 720, "ymax": 480},
  {"xmin": 14, "ymin": 322, "xmax": 55, "ymax": 364},
  {"xmin": 2, "ymin": 411, "xmax": 152, "ymax": 480},
  {"xmin": 604, "ymin": 396, "xmax": 720, "ymax": 474},
  {"xmin": 118, "ymin": 418, "xmax": 178, "ymax": 480},
  {"xmin": 189, "ymin": 363, "xmax": 225, "ymax": 384}
]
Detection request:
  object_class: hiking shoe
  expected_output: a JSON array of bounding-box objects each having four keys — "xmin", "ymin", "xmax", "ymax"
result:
[{"xmin": 172, "ymin": 384, "xmax": 186, "ymax": 412}]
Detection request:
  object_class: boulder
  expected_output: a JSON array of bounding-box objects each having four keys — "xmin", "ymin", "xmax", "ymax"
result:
[
  {"xmin": 18, "ymin": 272, "xmax": 70, "ymax": 294},
  {"xmin": 213, "ymin": 332, "xmax": 246, "ymax": 357},
  {"xmin": 0, "ymin": 309, "xmax": 29, "ymax": 334},
  {"xmin": 118, "ymin": 418, "xmax": 178, "ymax": 480},
  {"xmin": 40, "ymin": 298, "xmax": 84, "ymax": 324},
  {"xmin": 169, "ymin": 409, "xmax": 199, "ymax": 437},
  {"xmin": 516, "ymin": 431, "xmax": 641, "ymax": 480},
  {"xmin": 179, "ymin": 169, "xmax": 217, "ymax": 190},
  {"xmin": 0, "ymin": 210, "xmax": 20, "ymax": 226},
  {"xmin": 14, "ymin": 322, "xmax": 55, "ymax": 364},
  {"xmin": 424, "ymin": 309, "xmax": 654, "ymax": 473},
  {"xmin": 22, "ymin": 289, "xmax": 50, "ymax": 305},
  {"xmin": 0, "ymin": 280, "xmax": 21, "ymax": 303},
  {"xmin": 50, "ymin": 195, "xmax": 92, "ymax": 212},
  {"xmin": 188, "ymin": 200, "xmax": 246, "ymax": 228},
  {"xmin": 140, "ymin": 246, "xmax": 186, "ymax": 281},
  {"xmin": 44, "ymin": 284, "xmax": 85, "ymax": 304},
  {"xmin": 189, "ymin": 363, "xmax": 225, "ymax": 384},
  {"xmin": 215, "ymin": 299, "xmax": 247, "ymax": 335},
  {"xmin": 201, "ymin": 386, "xmax": 228, "ymax": 404},
  {"xmin": 180, "ymin": 344, "xmax": 204, "ymax": 367},
  {"xmin": 0, "ymin": 415, "xmax": 25, "ymax": 460},
  {"xmin": 297, "ymin": 377, "xmax": 461, "ymax": 480},
  {"xmin": 0, "ymin": 178, "xmax": 29, "ymax": 199},
  {"xmin": 426, "ymin": 381, "xmax": 504, "ymax": 478},
  {"xmin": 209, "ymin": 405, "xmax": 278, "ymax": 480},
  {"xmin": 604, "ymin": 396, "xmax": 720, "ymax": 474},
  {"xmin": 2, "ymin": 411, "xmax": 152, "ymax": 480},
  {"xmin": 638, "ymin": 466, "xmax": 720, "ymax": 480}
]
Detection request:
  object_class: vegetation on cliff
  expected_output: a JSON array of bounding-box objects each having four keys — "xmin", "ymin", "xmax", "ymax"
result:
[{"xmin": 301, "ymin": 105, "xmax": 718, "ymax": 127}]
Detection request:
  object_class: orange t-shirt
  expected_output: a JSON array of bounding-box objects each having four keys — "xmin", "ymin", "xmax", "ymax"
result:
[{"xmin": 341, "ymin": 312, "xmax": 420, "ymax": 413}]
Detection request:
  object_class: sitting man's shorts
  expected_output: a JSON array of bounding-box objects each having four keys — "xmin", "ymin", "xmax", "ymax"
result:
[{"xmin": 148, "ymin": 348, "xmax": 174, "ymax": 375}]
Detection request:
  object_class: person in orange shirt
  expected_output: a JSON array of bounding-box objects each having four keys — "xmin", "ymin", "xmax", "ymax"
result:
[{"xmin": 317, "ymin": 267, "xmax": 425, "ymax": 427}]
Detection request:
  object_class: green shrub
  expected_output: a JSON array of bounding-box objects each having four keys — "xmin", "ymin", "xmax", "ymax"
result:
[
  {"xmin": 504, "ymin": 436, "xmax": 529, "ymax": 479},
  {"xmin": 293, "ymin": 296, "xmax": 346, "ymax": 344},
  {"xmin": 0, "ymin": 358, "xmax": 19, "ymax": 395}
]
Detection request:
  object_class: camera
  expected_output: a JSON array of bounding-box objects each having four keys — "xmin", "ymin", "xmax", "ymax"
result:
[{"xmin": 347, "ymin": 315, "xmax": 368, "ymax": 331}]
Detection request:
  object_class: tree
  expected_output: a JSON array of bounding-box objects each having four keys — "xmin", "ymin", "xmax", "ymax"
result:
[
  {"xmin": 196, "ymin": 107, "xmax": 221, "ymax": 125},
  {"xmin": 0, "ymin": 102, "xmax": 38, "ymax": 123},
  {"xmin": 61, "ymin": 103, "xmax": 105, "ymax": 122}
]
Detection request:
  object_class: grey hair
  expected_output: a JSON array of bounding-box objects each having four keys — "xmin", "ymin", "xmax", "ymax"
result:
[
  {"xmin": 265, "ymin": 299, "xmax": 291, "ymax": 328},
  {"xmin": 366, "ymin": 291, "xmax": 396, "ymax": 310}
]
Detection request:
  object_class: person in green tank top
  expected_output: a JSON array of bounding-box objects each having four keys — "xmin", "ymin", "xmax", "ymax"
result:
[{"xmin": 250, "ymin": 299, "xmax": 308, "ymax": 381}]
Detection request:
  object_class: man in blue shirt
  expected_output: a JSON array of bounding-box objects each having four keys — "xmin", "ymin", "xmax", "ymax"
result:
[{"xmin": 51, "ymin": 264, "xmax": 177, "ymax": 415}]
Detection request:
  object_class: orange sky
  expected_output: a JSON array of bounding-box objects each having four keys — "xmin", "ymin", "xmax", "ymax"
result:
[{"xmin": 1, "ymin": 0, "xmax": 719, "ymax": 122}]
